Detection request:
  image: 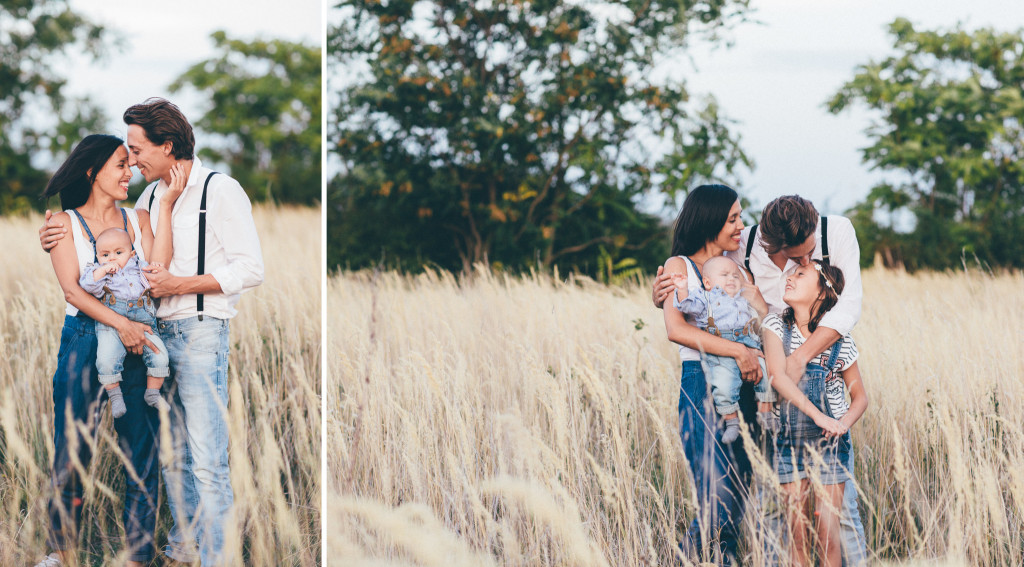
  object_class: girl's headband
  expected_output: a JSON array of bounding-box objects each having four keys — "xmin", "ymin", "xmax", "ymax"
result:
[{"xmin": 813, "ymin": 262, "xmax": 834, "ymax": 289}]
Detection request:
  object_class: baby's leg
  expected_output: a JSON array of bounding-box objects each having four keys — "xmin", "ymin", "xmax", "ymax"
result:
[
  {"xmin": 96, "ymin": 328, "xmax": 127, "ymax": 418},
  {"xmin": 142, "ymin": 331, "xmax": 171, "ymax": 412},
  {"xmin": 706, "ymin": 358, "xmax": 742, "ymax": 443},
  {"xmin": 753, "ymin": 357, "xmax": 780, "ymax": 433}
]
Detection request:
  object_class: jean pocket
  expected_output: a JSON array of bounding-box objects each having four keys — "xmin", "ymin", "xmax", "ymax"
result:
[{"xmin": 180, "ymin": 321, "xmax": 227, "ymax": 355}]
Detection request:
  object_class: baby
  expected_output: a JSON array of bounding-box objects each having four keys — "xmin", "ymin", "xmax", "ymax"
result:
[
  {"xmin": 79, "ymin": 228, "xmax": 170, "ymax": 419},
  {"xmin": 672, "ymin": 256, "xmax": 777, "ymax": 443}
]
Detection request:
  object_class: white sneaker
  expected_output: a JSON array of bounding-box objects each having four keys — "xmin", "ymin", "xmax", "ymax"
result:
[{"xmin": 33, "ymin": 553, "xmax": 64, "ymax": 567}]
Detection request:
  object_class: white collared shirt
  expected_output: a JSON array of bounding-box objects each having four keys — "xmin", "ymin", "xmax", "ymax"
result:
[
  {"xmin": 726, "ymin": 215, "xmax": 862, "ymax": 335},
  {"xmin": 138, "ymin": 157, "xmax": 264, "ymax": 320}
]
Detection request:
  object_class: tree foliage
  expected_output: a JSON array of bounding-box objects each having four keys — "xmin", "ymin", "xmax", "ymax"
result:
[
  {"xmin": 829, "ymin": 18, "xmax": 1024, "ymax": 270},
  {"xmin": 0, "ymin": 0, "xmax": 112, "ymax": 215},
  {"xmin": 171, "ymin": 31, "xmax": 322, "ymax": 205},
  {"xmin": 328, "ymin": 0, "xmax": 752, "ymax": 274}
]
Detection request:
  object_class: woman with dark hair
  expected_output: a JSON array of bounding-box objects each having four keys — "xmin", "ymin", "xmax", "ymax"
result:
[
  {"xmin": 660, "ymin": 184, "xmax": 764, "ymax": 563},
  {"xmin": 35, "ymin": 134, "xmax": 183, "ymax": 567}
]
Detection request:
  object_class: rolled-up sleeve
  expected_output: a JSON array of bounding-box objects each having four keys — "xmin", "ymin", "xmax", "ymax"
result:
[
  {"xmin": 819, "ymin": 216, "xmax": 862, "ymax": 335},
  {"xmin": 208, "ymin": 180, "xmax": 265, "ymax": 296}
]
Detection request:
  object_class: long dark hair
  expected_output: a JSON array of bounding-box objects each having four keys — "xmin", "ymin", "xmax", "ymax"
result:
[
  {"xmin": 670, "ymin": 184, "xmax": 739, "ymax": 257},
  {"xmin": 42, "ymin": 134, "xmax": 125, "ymax": 210},
  {"xmin": 783, "ymin": 260, "xmax": 845, "ymax": 333}
]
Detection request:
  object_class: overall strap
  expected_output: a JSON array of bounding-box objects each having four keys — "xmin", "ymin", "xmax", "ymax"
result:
[
  {"xmin": 71, "ymin": 209, "xmax": 98, "ymax": 263},
  {"xmin": 146, "ymin": 181, "xmax": 159, "ymax": 211},
  {"xmin": 782, "ymin": 320, "xmax": 793, "ymax": 357},
  {"xmin": 196, "ymin": 171, "xmax": 219, "ymax": 321},
  {"xmin": 824, "ymin": 336, "xmax": 843, "ymax": 369},
  {"xmin": 821, "ymin": 216, "xmax": 830, "ymax": 265},
  {"xmin": 119, "ymin": 208, "xmax": 136, "ymax": 253},
  {"xmin": 684, "ymin": 256, "xmax": 713, "ymax": 318},
  {"xmin": 744, "ymin": 224, "xmax": 758, "ymax": 283}
]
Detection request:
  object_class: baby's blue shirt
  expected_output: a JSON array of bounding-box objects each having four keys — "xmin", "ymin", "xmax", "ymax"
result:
[{"xmin": 674, "ymin": 286, "xmax": 758, "ymax": 330}]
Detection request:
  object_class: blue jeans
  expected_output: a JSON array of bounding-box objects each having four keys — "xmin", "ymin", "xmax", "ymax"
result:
[
  {"xmin": 95, "ymin": 294, "xmax": 169, "ymax": 384},
  {"xmin": 157, "ymin": 316, "xmax": 233, "ymax": 566},
  {"xmin": 47, "ymin": 314, "xmax": 160, "ymax": 562},
  {"xmin": 677, "ymin": 360, "xmax": 760, "ymax": 563},
  {"xmin": 840, "ymin": 443, "xmax": 867, "ymax": 565},
  {"xmin": 704, "ymin": 331, "xmax": 775, "ymax": 416}
]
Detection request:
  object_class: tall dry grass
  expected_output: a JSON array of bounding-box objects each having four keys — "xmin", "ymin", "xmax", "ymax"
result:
[
  {"xmin": 0, "ymin": 205, "xmax": 321, "ymax": 566},
  {"xmin": 328, "ymin": 266, "xmax": 1024, "ymax": 566}
]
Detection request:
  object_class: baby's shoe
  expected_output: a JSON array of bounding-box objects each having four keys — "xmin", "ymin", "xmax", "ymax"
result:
[
  {"xmin": 144, "ymin": 388, "xmax": 170, "ymax": 412},
  {"xmin": 107, "ymin": 385, "xmax": 127, "ymax": 419},
  {"xmin": 720, "ymin": 417, "xmax": 741, "ymax": 444}
]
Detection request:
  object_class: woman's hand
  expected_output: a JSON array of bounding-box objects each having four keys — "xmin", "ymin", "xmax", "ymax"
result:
[
  {"xmin": 116, "ymin": 317, "xmax": 158, "ymax": 356},
  {"xmin": 652, "ymin": 266, "xmax": 675, "ymax": 309},
  {"xmin": 815, "ymin": 413, "xmax": 848, "ymax": 437},
  {"xmin": 161, "ymin": 163, "xmax": 187, "ymax": 206},
  {"xmin": 734, "ymin": 344, "xmax": 764, "ymax": 383}
]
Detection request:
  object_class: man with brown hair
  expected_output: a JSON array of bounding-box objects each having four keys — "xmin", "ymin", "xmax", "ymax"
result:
[
  {"xmin": 729, "ymin": 194, "xmax": 867, "ymax": 566},
  {"xmin": 40, "ymin": 98, "xmax": 264, "ymax": 566}
]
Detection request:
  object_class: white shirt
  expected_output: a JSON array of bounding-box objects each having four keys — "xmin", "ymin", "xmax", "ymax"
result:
[
  {"xmin": 65, "ymin": 208, "xmax": 145, "ymax": 316},
  {"xmin": 138, "ymin": 157, "xmax": 264, "ymax": 321},
  {"xmin": 726, "ymin": 215, "xmax": 862, "ymax": 335},
  {"xmin": 673, "ymin": 256, "xmax": 706, "ymax": 363},
  {"xmin": 762, "ymin": 314, "xmax": 859, "ymax": 418}
]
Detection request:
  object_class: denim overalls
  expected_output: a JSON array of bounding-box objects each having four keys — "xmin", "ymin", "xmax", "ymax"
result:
[{"xmin": 775, "ymin": 323, "xmax": 851, "ymax": 485}]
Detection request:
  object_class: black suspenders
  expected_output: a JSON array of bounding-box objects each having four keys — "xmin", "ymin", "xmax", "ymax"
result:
[
  {"xmin": 196, "ymin": 171, "xmax": 218, "ymax": 320},
  {"xmin": 146, "ymin": 171, "xmax": 220, "ymax": 321},
  {"xmin": 744, "ymin": 216, "xmax": 831, "ymax": 280}
]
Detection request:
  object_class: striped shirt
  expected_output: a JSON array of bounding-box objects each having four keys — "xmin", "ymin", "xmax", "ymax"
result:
[{"xmin": 763, "ymin": 313, "xmax": 858, "ymax": 418}]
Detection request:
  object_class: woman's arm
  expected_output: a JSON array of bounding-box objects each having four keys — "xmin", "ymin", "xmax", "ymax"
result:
[
  {"xmin": 838, "ymin": 361, "xmax": 868, "ymax": 431},
  {"xmin": 49, "ymin": 213, "xmax": 157, "ymax": 353},
  {"xmin": 763, "ymin": 329, "xmax": 845, "ymax": 435},
  {"xmin": 145, "ymin": 163, "xmax": 187, "ymax": 266},
  {"xmin": 662, "ymin": 257, "xmax": 763, "ymax": 382}
]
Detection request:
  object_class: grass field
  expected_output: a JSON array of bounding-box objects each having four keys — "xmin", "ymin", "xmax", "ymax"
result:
[
  {"xmin": 329, "ymin": 266, "xmax": 1024, "ymax": 566},
  {"xmin": 0, "ymin": 206, "xmax": 321, "ymax": 566}
]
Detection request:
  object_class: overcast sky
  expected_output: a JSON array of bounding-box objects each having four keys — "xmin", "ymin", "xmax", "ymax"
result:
[
  {"xmin": 57, "ymin": 1, "xmax": 1024, "ymax": 216},
  {"xmin": 680, "ymin": 0, "xmax": 1024, "ymax": 216},
  {"xmin": 62, "ymin": 0, "xmax": 321, "ymax": 154}
]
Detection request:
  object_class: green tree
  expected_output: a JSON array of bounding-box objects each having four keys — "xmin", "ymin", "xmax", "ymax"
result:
[
  {"xmin": 328, "ymin": 0, "xmax": 752, "ymax": 274},
  {"xmin": 1, "ymin": 0, "xmax": 113, "ymax": 215},
  {"xmin": 829, "ymin": 18, "xmax": 1024, "ymax": 270},
  {"xmin": 170, "ymin": 31, "xmax": 322, "ymax": 205}
]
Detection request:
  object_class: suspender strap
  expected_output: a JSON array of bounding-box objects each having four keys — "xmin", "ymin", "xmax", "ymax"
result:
[
  {"xmin": 744, "ymin": 225, "xmax": 758, "ymax": 283},
  {"xmin": 146, "ymin": 181, "xmax": 159, "ymax": 211},
  {"xmin": 196, "ymin": 172, "xmax": 219, "ymax": 321},
  {"xmin": 821, "ymin": 216, "xmax": 830, "ymax": 265}
]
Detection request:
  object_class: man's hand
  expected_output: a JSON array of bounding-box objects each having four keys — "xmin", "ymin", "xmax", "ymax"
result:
[
  {"xmin": 117, "ymin": 319, "xmax": 158, "ymax": 356},
  {"xmin": 39, "ymin": 209, "xmax": 68, "ymax": 252},
  {"xmin": 652, "ymin": 266, "xmax": 675, "ymax": 309},
  {"xmin": 143, "ymin": 264, "xmax": 178, "ymax": 298},
  {"xmin": 735, "ymin": 345, "xmax": 765, "ymax": 383},
  {"xmin": 785, "ymin": 349, "xmax": 810, "ymax": 384}
]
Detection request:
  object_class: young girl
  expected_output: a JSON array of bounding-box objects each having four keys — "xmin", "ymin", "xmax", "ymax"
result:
[{"xmin": 762, "ymin": 260, "xmax": 869, "ymax": 567}]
